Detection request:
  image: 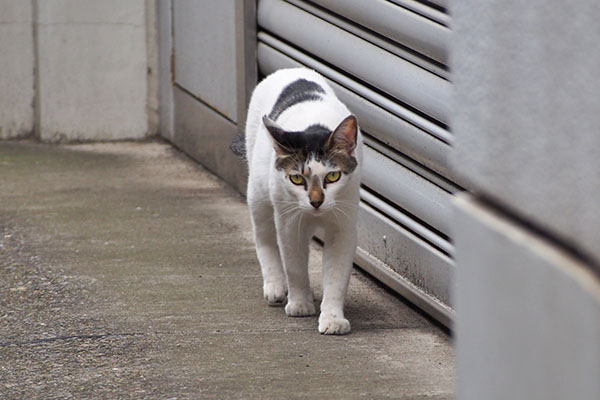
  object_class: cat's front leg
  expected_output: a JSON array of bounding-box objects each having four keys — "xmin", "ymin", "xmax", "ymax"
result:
[
  {"xmin": 248, "ymin": 185, "xmax": 287, "ymax": 306},
  {"xmin": 275, "ymin": 212, "xmax": 316, "ymax": 317},
  {"xmin": 319, "ymin": 229, "xmax": 357, "ymax": 335}
]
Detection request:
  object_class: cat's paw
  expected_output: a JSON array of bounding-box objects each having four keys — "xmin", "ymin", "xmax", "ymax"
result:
[
  {"xmin": 263, "ymin": 281, "xmax": 287, "ymax": 306},
  {"xmin": 285, "ymin": 299, "xmax": 316, "ymax": 317},
  {"xmin": 318, "ymin": 314, "xmax": 351, "ymax": 335}
]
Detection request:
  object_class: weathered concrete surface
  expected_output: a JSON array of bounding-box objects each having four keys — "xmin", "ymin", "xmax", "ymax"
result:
[
  {"xmin": 451, "ymin": 0, "xmax": 600, "ymax": 265},
  {"xmin": 0, "ymin": 140, "xmax": 454, "ymax": 399},
  {"xmin": 0, "ymin": 0, "xmax": 34, "ymax": 139},
  {"xmin": 454, "ymin": 195, "xmax": 600, "ymax": 400},
  {"xmin": 36, "ymin": 0, "xmax": 154, "ymax": 142}
]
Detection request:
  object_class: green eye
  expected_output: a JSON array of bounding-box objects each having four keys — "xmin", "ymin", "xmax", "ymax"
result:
[
  {"xmin": 325, "ymin": 171, "xmax": 341, "ymax": 183},
  {"xmin": 289, "ymin": 174, "xmax": 305, "ymax": 185}
]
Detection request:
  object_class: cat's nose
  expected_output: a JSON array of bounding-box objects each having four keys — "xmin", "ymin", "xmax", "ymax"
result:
[{"xmin": 310, "ymin": 200, "xmax": 323, "ymax": 209}]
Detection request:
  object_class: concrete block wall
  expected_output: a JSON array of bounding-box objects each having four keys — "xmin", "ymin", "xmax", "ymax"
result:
[
  {"xmin": 157, "ymin": 0, "xmax": 173, "ymax": 141},
  {"xmin": 0, "ymin": 0, "xmax": 35, "ymax": 139},
  {"xmin": 0, "ymin": 0, "xmax": 158, "ymax": 142},
  {"xmin": 451, "ymin": 1, "xmax": 600, "ymax": 399},
  {"xmin": 454, "ymin": 196, "xmax": 600, "ymax": 400}
]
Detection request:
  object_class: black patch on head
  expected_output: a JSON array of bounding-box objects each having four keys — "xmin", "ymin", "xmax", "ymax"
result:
[
  {"xmin": 269, "ymin": 123, "xmax": 359, "ymax": 174},
  {"xmin": 268, "ymin": 79, "xmax": 325, "ymax": 121},
  {"xmin": 275, "ymin": 124, "xmax": 332, "ymax": 160},
  {"xmin": 271, "ymin": 124, "xmax": 332, "ymax": 171}
]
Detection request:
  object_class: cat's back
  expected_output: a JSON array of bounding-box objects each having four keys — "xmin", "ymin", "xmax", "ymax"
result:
[
  {"xmin": 256, "ymin": 68, "xmax": 331, "ymax": 104},
  {"xmin": 248, "ymin": 68, "xmax": 336, "ymax": 126},
  {"xmin": 245, "ymin": 68, "xmax": 347, "ymax": 163}
]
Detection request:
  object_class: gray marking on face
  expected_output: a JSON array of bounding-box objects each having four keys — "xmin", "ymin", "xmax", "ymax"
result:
[{"xmin": 308, "ymin": 175, "xmax": 324, "ymax": 204}]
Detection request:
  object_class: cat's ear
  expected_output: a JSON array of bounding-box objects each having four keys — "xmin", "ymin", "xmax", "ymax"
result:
[
  {"xmin": 328, "ymin": 115, "xmax": 358, "ymax": 155},
  {"xmin": 263, "ymin": 115, "xmax": 292, "ymax": 155}
]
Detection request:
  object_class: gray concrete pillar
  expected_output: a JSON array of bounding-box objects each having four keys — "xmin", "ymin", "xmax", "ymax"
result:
[
  {"xmin": 0, "ymin": 0, "xmax": 34, "ymax": 139},
  {"xmin": 0, "ymin": 0, "xmax": 159, "ymax": 142},
  {"xmin": 451, "ymin": 1, "xmax": 600, "ymax": 399},
  {"xmin": 36, "ymin": 0, "xmax": 156, "ymax": 142}
]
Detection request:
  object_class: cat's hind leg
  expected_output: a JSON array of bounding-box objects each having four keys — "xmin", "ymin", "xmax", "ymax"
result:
[{"xmin": 247, "ymin": 188, "xmax": 287, "ymax": 306}]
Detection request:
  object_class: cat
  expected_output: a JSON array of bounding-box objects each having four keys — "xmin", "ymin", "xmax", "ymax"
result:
[{"xmin": 238, "ymin": 67, "xmax": 362, "ymax": 335}]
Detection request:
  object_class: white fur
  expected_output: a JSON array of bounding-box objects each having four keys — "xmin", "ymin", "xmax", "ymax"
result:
[{"xmin": 245, "ymin": 68, "xmax": 362, "ymax": 335}]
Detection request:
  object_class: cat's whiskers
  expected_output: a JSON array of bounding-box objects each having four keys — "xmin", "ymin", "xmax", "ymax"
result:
[
  {"xmin": 331, "ymin": 208, "xmax": 343, "ymax": 229},
  {"xmin": 332, "ymin": 201, "xmax": 356, "ymax": 220},
  {"xmin": 335, "ymin": 206, "xmax": 352, "ymax": 221},
  {"xmin": 333, "ymin": 199, "xmax": 359, "ymax": 208},
  {"xmin": 297, "ymin": 210, "xmax": 305, "ymax": 248},
  {"xmin": 278, "ymin": 204, "xmax": 301, "ymax": 219},
  {"xmin": 278, "ymin": 208, "xmax": 295, "ymax": 219},
  {"xmin": 271, "ymin": 199, "xmax": 297, "ymax": 205}
]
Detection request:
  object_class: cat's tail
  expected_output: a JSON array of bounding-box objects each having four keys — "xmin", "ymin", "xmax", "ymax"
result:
[{"xmin": 230, "ymin": 132, "xmax": 247, "ymax": 159}]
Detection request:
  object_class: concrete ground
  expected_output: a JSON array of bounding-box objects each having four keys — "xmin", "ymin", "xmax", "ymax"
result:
[{"xmin": 0, "ymin": 140, "xmax": 454, "ymax": 399}]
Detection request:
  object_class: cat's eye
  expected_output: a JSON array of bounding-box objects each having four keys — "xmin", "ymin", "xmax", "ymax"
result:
[
  {"xmin": 325, "ymin": 171, "xmax": 341, "ymax": 183},
  {"xmin": 289, "ymin": 174, "xmax": 305, "ymax": 185}
]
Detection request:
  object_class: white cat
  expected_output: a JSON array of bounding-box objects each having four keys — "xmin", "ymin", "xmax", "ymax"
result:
[{"xmin": 243, "ymin": 68, "xmax": 362, "ymax": 335}]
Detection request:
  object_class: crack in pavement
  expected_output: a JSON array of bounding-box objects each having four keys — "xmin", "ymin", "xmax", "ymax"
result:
[{"xmin": 0, "ymin": 332, "xmax": 143, "ymax": 347}]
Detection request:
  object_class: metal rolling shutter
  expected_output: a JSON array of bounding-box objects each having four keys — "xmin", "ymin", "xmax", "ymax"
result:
[{"xmin": 257, "ymin": 0, "xmax": 457, "ymax": 327}]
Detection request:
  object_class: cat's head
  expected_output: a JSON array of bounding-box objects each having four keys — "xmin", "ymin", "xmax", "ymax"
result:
[{"xmin": 263, "ymin": 114, "xmax": 359, "ymax": 214}]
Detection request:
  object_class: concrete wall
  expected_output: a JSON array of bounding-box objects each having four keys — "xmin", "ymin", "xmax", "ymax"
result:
[
  {"xmin": 0, "ymin": 0, "xmax": 34, "ymax": 139},
  {"xmin": 157, "ymin": 0, "xmax": 173, "ymax": 141},
  {"xmin": 0, "ymin": 0, "xmax": 158, "ymax": 142},
  {"xmin": 174, "ymin": 1, "xmax": 238, "ymax": 123},
  {"xmin": 451, "ymin": 0, "xmax": 600, "ymax": 265},
  {"xmin": 454, "ymin": 196, "xmax": 600, "ymax": 400},
  {"xmin": 168, "ymin": 0, "xmax": 255, "ymax": 194},
  {"xmin": 451, "ymin": 1, "xmax": 600, "ymax": 399}
]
